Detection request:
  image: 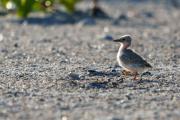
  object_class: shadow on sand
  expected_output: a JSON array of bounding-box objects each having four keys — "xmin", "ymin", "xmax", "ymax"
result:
[{"xmin": 85, "ymin": 70, "xmax": 173, "ymax": 89}]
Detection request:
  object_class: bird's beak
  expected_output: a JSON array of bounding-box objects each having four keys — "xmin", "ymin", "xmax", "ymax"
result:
[{"xmin": 113, "ymin": 38, "xmax": 124, "ymax": 42}]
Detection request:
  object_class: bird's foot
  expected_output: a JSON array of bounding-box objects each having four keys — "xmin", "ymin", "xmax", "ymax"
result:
[
  {"xmin": 132, "ymin": 72, "xmax": 139, "ymax": 81},
  {"xmin": 133, "ymin": 77, "xmax": 138, "ymax": 81}
]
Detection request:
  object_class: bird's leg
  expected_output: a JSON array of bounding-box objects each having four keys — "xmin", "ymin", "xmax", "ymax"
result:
[
  {"xmin": 122, "ymin": 70, "xmax": 131, "ymax": 76},
  {"xmin": 140, "ymin": 74, "xmax": 143, "ymax": 80},
  {"xmin": 122, "ymin": 70, "xmax": 126, "ymax": 76},
  {"xmin": 133, "ymin": 72, "xmax": 138, "ymax": 80}
]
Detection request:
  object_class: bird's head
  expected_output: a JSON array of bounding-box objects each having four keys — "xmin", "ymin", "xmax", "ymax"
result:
[
  {"xmin": 113, "ymin": 35, "xmax": 132, "ymax": 44},
  {"xmin": 113, "ymin": 35, "xmax": 132, "ymax": 49}
]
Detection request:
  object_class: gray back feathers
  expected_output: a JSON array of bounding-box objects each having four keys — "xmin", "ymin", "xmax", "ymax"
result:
[{"xmin": 120, "ymin": 49, "xmax": 152, "ymax": 68}]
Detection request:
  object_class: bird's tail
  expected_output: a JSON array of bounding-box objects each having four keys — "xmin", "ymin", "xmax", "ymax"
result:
[{"xmin": 145, "ymin": 63, "xmax": 152, "ymax": 68}]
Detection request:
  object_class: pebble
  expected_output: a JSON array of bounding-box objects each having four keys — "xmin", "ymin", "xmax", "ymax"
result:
[
  {"xmin": 0, "ymin": 33, "xmax": 4, "ymax": 41},
  {"xmin": 87, "ymin": 69, "xmax": 104, "ymax": 76},
  {"xmin": 112, "ymin": 13, "xmax": 129, "ymax": 25},
  {"xmin": 141, "ymin": 72, "xmax": 152, "ymax": 76},
  {"xmin": 0, "ymin": 48, "xmax": 8, "ymax": 53},
  {"xmin": 112, "ymin": 117, "xmax": 124, "ymax": 120},
  {"xmin": 126, "ymin": 93, "xmax": 133, "ymax": 100},
  {"xmin": 141, "ymin": 11, "xmax": 154, "ymax": 18},
  {"xmin": 98, "ymin": 34, "xmax": 114, "ymax": 41},
  {"xmin": 68, "ymin": 72, "xmax": 81, "ymax": 80},
  {"xmin": 118, "ymin": 14, "xmax": 129, "ymax": 20},
  {"xmin": 62, "ymin": 116, "xmax": 68, "ymax": 120},
  {"xmin": 77, "ymin": 18, "xmax": 96, "ymax": 27},
  {"xmin": 87, "ymin": 82, "xmax": 108, "ymax": 89},
  {"xmin": 14, "ymin": 43, "xmax": 19, "ymax": 48}
]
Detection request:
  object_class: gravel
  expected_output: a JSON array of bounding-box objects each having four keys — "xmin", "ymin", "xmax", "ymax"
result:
[{"xmin": 0, "ymin": 1, "xmax": 180, "ymax": 120}]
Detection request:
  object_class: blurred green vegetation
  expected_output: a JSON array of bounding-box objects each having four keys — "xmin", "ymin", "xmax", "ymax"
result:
[
  {"xmin": 60, "ymin": 0, "xmax": 81, "ymax": 12},
  {"xmin": 0, "ymin": 0, "xmax": 82, "ymax": 18}
]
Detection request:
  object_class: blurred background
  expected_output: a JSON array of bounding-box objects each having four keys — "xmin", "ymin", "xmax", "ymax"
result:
[{"xmin": 0, "ymin": 0, "xmax": 179, "ymax": 19}]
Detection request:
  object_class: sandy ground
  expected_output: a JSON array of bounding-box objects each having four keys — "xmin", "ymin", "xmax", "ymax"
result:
[{"xmin": 0, "ymin": 1, "xmax": 180, "ymax": 120}]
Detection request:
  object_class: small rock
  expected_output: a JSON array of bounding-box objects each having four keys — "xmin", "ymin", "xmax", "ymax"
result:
[
  {"xmin": 77, "ymin": 18, "xmax": 96, "ymax": 26},
  {"xmin": 112, "ymin": 13, "xmax": 128, "ymax": 25},
  {"xmin": 103, "ymin": 34, "xmax": 114, "ymax": 41},
  {"xmin": 0, "ymin": 33, "xmax": 4, "ymax": 41},
  {"xmin": 111, "ymin": 82, "xmax": 119, "ymax": 88},
  {"xmin": 87, "ymin": 69, "xmax": 104, "ymax": 76},
  {"xmin": 125, "ymin": 83, "xmax": 134, "ymax": 87},
  {"xmin": 39, "ymin": 98, "xmax": 45, "ymax": 102},
  {"xmin": 111, "ymin": 69, "xmax": 116, "ymax": 72},
  {"xmin": 62, "ymin": 116, "xmax": 68, "ymax": 120},
  {"xmin": 0, "ymin": 48, "xmax": 8, "ymax": 53},
  {"xmin": 112, "ymin": 117, "xmax": 124, "ymax": 120},
  {"xmin": 103, "ymin": 27, "xmax": 109, "ymax": 33},
  {"xmin": 118, "ymin": 14, "xmax": 128, "ymax": 20},
  {"xmin": 125, "ymin": 93, "xmax": 133, "ymax": 100},
  {"xmin": 14, "ymin": 43, "xmax": 19, "ymax": 48},
  {"xmin": 42, "ymin": 38, "xmax": 51, "ymax": 43},
  {"xmin": 171, "ymin": 0, "xmax": 180, "ymax": 8},
  {"xmin": 141, "ymin": 11, "xmax": 154, "ymax": 18},
  {"xmin": 141, "ymin": 71, "xmax": 152, "ymax": 76},
  {"xmin": 98, "ymin": 34, "xmax": 114, "ymax": 41},
  {"xmin": 87, "ymin": 82, "xmax": 108, "ymax": 89},
  {"xmin": 68, "ymin": 72, "xmax": 80, "ymax": 80}
]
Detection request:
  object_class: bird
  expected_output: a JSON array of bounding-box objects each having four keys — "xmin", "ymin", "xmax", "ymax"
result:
[{"xmin": 113, "ymin": 35, "xmax": 152, "ymax": 80}]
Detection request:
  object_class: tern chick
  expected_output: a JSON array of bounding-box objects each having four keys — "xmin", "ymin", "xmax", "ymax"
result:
[{"xmin": 113, "ymin": 35, "xmax": 152, "ymax": 80}]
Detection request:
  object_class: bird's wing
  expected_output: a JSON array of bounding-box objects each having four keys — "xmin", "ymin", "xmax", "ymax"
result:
[{"xmin": 120, "ymin": 49, "xmax": 152, "ymax": 68}]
